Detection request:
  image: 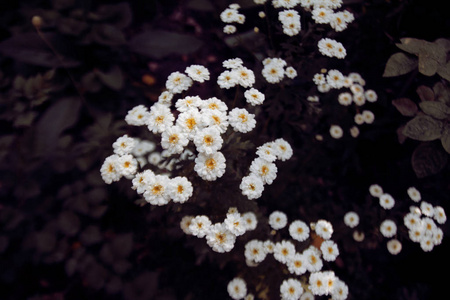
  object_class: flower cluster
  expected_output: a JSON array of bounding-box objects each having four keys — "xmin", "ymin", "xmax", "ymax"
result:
[
  {"xmin": 240, "ymin": 138, "xmax": 293, "ymax": 200},
  {"xmin": 261, "ymin": 57, "xmax": 298, "ymax": 84},
  {"xmin": 220, "ymin": 4, "xmax": 245, "ymax": 34},
  {"xmin": 181, "ymin": 208, "xmax": 258, "ymax": 253}
]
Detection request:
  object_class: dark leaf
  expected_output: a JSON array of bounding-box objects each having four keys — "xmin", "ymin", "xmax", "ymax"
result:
[
  {"xmin": 383, "ymin": 52, "xmax": 418, "ymax": 77},
  {"xmin": 416, "ymin": 85, "xmax": 435, "ymax": 102},
  {"xmin": 392, "ymin": 98, "xmax": 418, "ymax": 116},
  {"xmin": 419, "ymin": 101, "xmax": 450, "ymax": 119},
  {"xmin": 95, "ymin": 65, "xmax": 124, "ymax": 91},
  {"xmin": 437, "ymin": 61, "xmax": 450, "ymax": 81},
  {"xmin": 97, "ymin": 3, "xmax": 133, "ymax": 29},
  {"xmin": 411, "ymin": 142, "xmax": 448, "ymax": 178},
  {"xmin": 403, "ymin": 115, "xmax": 443, "ymax": 141},
  {"xmin": 441, "ymin": 125, "xmax": 450, "ymax": 154},
  {"xmin": 57, "ymin": 211, "xmax": 81, "ymax": 237},
  {"xmin": 90, "ymin": 24, "xmax": 126, "ymax": 46}
]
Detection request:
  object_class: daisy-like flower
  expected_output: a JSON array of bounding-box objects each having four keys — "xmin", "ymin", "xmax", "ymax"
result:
[
  {"xmin": 433, "ymin": 227, "xmax": 444, "ymax": 245},
  {"xmin": 193, "ymin": 127, "xmax": 223, "ymax": 154},
  {"xmin": 313, "ymin": 73, "xmax": 326, "ymax": 85},
  {"xmin": 143, "ymin": 174, "xmax": 171, "ymax": 206},
  {"xmin": 262, "ymin": 60, "xmax": 285, "ymax": 83},
  {"xmin": 315, "ymin": 219, "xmax": 333, "ymax": 240},
  {"xmin": 309, "ymin": 271, "xmax": 334, "ymax": 296},
  {"xmin": 387, "ymin": 239, "xmax": 402, "ymax": 255},
  {"xmin": 168, "ymin": 176, "xmax": 193, "ymax": 203},
  {"xmin": 269, "ymin": 211, "xmax": 288, "ymax": 230},
  {"xmin": 379, "ymin": 193, "xmax": 395, "ymax": 210},
  {"xmin": 338, "ymin": 92, "xmax": 353, "ymax": 106},
  {"xmin": 125, "ymin": 105, "xmax": 150, "ymax": 126},
  {"xmin": 352, "ymin": 93, "xmax": 366, "ymax": 106},
  {"xmin": 148, "ymin": 151, "xmax": 162, "ymax": 166},
  {"xmin": 194, "ymin": 151, "xmax": 226, "ymax": 181},
  {"xmin": 350, "ymin": 83, "xmax": 364, "ymax": 94},
  {"xmin": 348, "ymin": 72, "xmax": 365, "ymax": 85},
  {"xmin": 189, "ymin": 215, "xmax": 212, "ymax": 238},
  {"xmin": 100, "ymin": 154, "xmax": 122, "ymax": 184},
  {"xmin": 285, "ymin": 66, "xmax": 297, "ymax": 78},
  {"xmin": 312, "ymin": 7, "xmax": 333, "ymax": 24},
  {"xmin": 185, "ymin": 64, "xmax": 210, "ymax": 83},
  {"xmin": 273, "ymin": 138, "xmax": 293, "ymax": 161},
  {"xmin": 331, "ymin": 279, "xmax": 349, "ymax": 300},
  {"xmin": 229, "ymin": 108, "xmax": 256, "ymax": 133},
  {"xmin": 206, "ymin": 223, "xmax": 236, "ymax": 253},
  {"xmin": 369, "ymin": 184, "xmax": 383, "ymax": 197},
  {"xmin": 256, "ymin": 143, "xmax": 278, "ymax": 162},
  {"xmin": 273, "ymin": 240, "xmax": 296, "ymax": 264},
  {"xmin": 201, "ymin": 96, "xmax": 228, "ymax": 113},
  {"xmin": 408, "ymin": 224, "xmax": 425, "ymax": 243},
  {"xmin": 244, "ymin": 88, "xmax": 265, "ymax": 106},
  {"xmin": 132, "ymin": 139, "xmax": 155, "ymax": 157},
  {"xmin": 176, "ymin": 108, "xmax": 204, "ymax": 139},
  {"xmin": 318, "ymin": 38, "xmax": 345, "ymax": 59},
  {"xmin": 180, "ymin": 215, "xmax": 194, "ymax": 235},
  {"xmin": 160, "ymin": 125, "xmax": 189, "ymax": 155},
  {"xmin": 175, "ymin": 95, "xmax": 202, "ymax": 112},
  {"xmin": 202, "ymin": 109, "xmax": 229, "ymax": 134},
  {"xmin": 344, "ymin": 211, "xmax": 359, "ymax": 228},
  {"xmin": 329, "ymin": 125, "xmax": 343, "ymax": 139},
  {"xmin": 329, "ymin": 12, "xmax": 349, "ymax": 32},
  {"xmin": 220, "ymin": 8, "xmax": 240, "ymax": 23},
  {"xmin": 263, "ymin": 240, "xmax": 275, "ymax": 253},
  {"xmin": 250, "ymin": 157, "xmax": 278, "ymax": 185},
  {"xmin": 320, "ymin": 240, "xmax": 339, "ymax": 261},
  {"xmin": 365, "ymin": 89, "xmax": 378, "ymax": 102},
  {"xmin": 165, "ymin": 71, "xmax": 193, "ymax": 94},
  {"xmin": 326, "ymin": 69, "xmax": 345, "ymax": 89},
  {"xmin": 217, "ymin": 70, "xmax": 239, "ymax": 89},
  {"xmin": 245, "ymin": 239, "xmax": 267, "ymax": 263},
  {"xmin": 157, "ymin": 90, "xmax": 173, "ymax": 106},
  {"xmin": 420, "ymin": 236, "xmax": 435, "ymax": 252},
  {"xmin": 334, "ymin": 43, "xmax": 347, "ymax": 59},
  {"xmin": 362, "ymin": 110, "xmax": 375, "ymax": 124},
  {"xmin": 117, "ymin": 154, "xmax": 138, "ymax": 177},
  {"xmin": 281, "ymin": 19, "xmax": 302, "ymax": 36},
  {"xmin": 289, "ymin": 220, "xmax": 310, "ymax": 242},
  {"xmin": 420, "ymin": 201, "xmax": 434, "ymax": 217},
  {"xmin": 240, "ymin": 174, "xmax": 265, "ymax": 200},
  {"xmin": 224, "ymin": 212, "xmax": 247, "ymax": 236},
  {"xmin": 433, "ymin": 206, "xmax": 447, "ymax": 224},
  {"xmin": 223, "ymin": 58, "xmax": 244, "ymax": 69},
  {"xmin": 407, "ymin": 186, "xmax": 422, "ymax": 202},
  {"xmin": 113, "ymin": 134, "xmax": 136, "ymax": 156},
  {"xmin": 240, "ymin": 212, "xmax": 257, "ymax": 231},
  {"xmin": 354, "ymin": 113, "xmax": 365, "ymax": 125},
  {"xmin": 132, "ymin": 170, "xmax": 154, "ymax": 194},
  {"xmin": 280, "ymin": 278, "xmax": 304, "ymax": 300},
  {"xmin": 304, "ymin": 246, "xmax": 323, "ymax": 272},
  {"xmin": 380, "ymin": 219, "xmax": 397, "ymax": 238},
  {"xmin": 146, "ymin": 103, "xmax": 175, "ymax": 134},
  {"xmin": 350, "ymin": 125, "xmax": 360, "ymax": 138},
  {"xmin": 227, "ymin": 278, "xmax": 247, "ymax": 300},
  {"xmin": 287, "ymin": 253, "xmax": 307, "ymax": 276},
  {"xmin": 224, "ymin": 24, "xmax": 237, "ymax": 34},
  {"xmin": 422, "ymin": 217, "xmax": 437, "ymax": 236},
  {"xmin": 235, "ymin": 66, "xmax": 255, "ymax": 88}
]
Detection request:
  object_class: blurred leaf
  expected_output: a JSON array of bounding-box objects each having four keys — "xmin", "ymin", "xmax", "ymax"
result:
[
  {"xmin": 52, "ymin": 0, "xmax": 76, "ymax": 10},
  {"xmin": 57, "ymin": 17, "xmax": 89, "ymax": 36},
  {"xmin": 80, "ymin": 225, "xmax": 103, "ymax": 246},
  {"xmin": 34, "ymin": 231, "xmax": 57, "ymax": 253},
  {"xmin": 111, "ymin": 233, "xmax": 133, "ymax": 258},
  {"xmin": 392, "ymin": 98, "xmax": 418, "ymax": 116},
  {"xmin": 123, "ymin": 272, "xmax": 158, "ymax": 300},
  {"xmin": 418, "ymin": 50, "xmax": 440, "ymax": 76},
  {"xmin": 13, "ymin": 111, "xmax": 38, "ymax": 127},
  {"xmin": 81, "ymin": 71, "xmax": 103, "ymax": 93},
  {"xmin": 128, "ymin": 29, "xmax": 203, "ymax": 59},
  {"xmin": 90, "ymin": 24, "xmax": 126, "ymax": 46},
  {"xmin": 403, "ymin": 115, "xmax": 443, "ymax": 141},
  {"xmin": 416, "ymin": 85, "xmax": 435, "ymax": 102},
  {"xmin": 13, "ymin": 178, "xmax": 40, "ymax": 199},
  {"xmin": 57, "ymin": 211, "xmax": 81, "ymax": 237},
  {"xmin": 419, "ymin": 101, "xmax": 450, "ymax": 119},
  {"xmin": 0, "ymin": 32, "xmax": 80, "ymax": 68},
  {"xmin": 382, "ymin": 52, "xmax": 418, "ymax": 77},
  {"xmin": 186, "ymin": 0, "xmax": 215, "ymax": 11},
  {"xmin": 34, "ymin": 96, "xmax": 82, "ymax": 157},
  {"xmin": 97, "ymin": 2, "xmax": 132, "ymax": 29},
  {"xmin": 411, "ymin": 142, "xmax": 448, "ymax": 178},
  {"xmin": 437, "ymin": 61, "xmax": 450, "ymax": 81},
  {"xmin": 95, "ymin": 65, "xmax": 124, "ymax": 91},
  {"xmin": 434, "ymin": 38, "xmax": 450, "ymax": 51},
  {"xmin": 441, "ymin": 125, "xmax": 450, "ymax": 154}
]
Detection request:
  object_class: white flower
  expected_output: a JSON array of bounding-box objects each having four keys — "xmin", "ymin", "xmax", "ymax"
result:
[
  {"xmin": 132, "ymin": 170, "xmax": 154, "ymax": 194},
  {"xmin": 287, "ymin": 253, "xmax": 307, "ymax": 276},
  {"xmin": 353, "ymin": 93, "xmax": 366, "ymax": 106},
  {"xmin": 189, "ymin": 215, "xmax": 212, "ymax": 238},
  {"xmin": 362, "ymin": 110, "xmax": 375, "ymax": 124},
  {"xmin": 201, "ymin": 97, "xmax": 228, "ymax": 113},
  {"xmin": 331, "ymin": 279, "xmax": 349, "ymax": 300},
  {"xmin": 282, "ymin": 20, "xmax": 301, "ymax": 36},
  {"xmin": 262, "ymin": 60, "xmax": 285, "ymax": 83},
  {"xmin": 242, "ymin": 212, "xmax": 258, "ymax": 230},
  {"xmin": 180, "ymin": 215, "xmax": 194, "ymax": 235},
  {"xmin": 369, "ymin": 184, "xmax": 383, "ymax": 197},
  {"xmin": 387, "ymin": 239, "xmax": 402, "ymax": 255},
  {"xmin": 202, "ymin": 110, "xmax": 229, "ymax": 134},
  {"xmin": 269, "ymin": 211, "xmax": 288, "ymax": 230},
  {"xmin": 320, "ymin": 240, "xmax": 339, "ymax": 261},
  {"xmin": 175, "ymin": 95, "xmax": 202, "ymax": 112},
  {"xmin": 420, "ymin": 236, "xmax": 435, "ymax": 252},
  {"xmin": 326, "ymin": 69, "xmax": 345, "ymax": 89},
  {"xmin": 117, "ymin": 154, "xmax": 138, "ymax": 177},
  {"xmin": 148, "ymin": 151, "xmax": 162, "ymax": 166},
  {"xmin": 329, "ymin": 125, "xmax": 343, "ymax": 139},
  {"xmin": 365, "ymin": 89, "xmax": 378, "ymax": 102},
  {"xmin": 240, "ymin": 174, "xmax": 265, "ymax": 200},
  {"xmin": 409, "ymin": 225, "xmax": 425, "ymax": 243},
  {"xmin": 194, "ymin": 151, "xmax": 227, "ymax": 181},
  {"xmin": 280, "ymin": 278, "xmax": 304, "ymax": 300},
  {"xmin": 125, "ymin": 105, "xmax": 150, "ymax": 126},
  {"xmin": 273, "ymin": 240, "xmax": 296, "ymax": 264},
  {"xmin": 380, "ymin": 219, "xmax": 397, "ymax": 238},
  {"xmin": 244, "ymin": 88, "xmax": 265, "ymax": 106},
  {"xmin": 263, "ymin": 240, "xmax": 275, "ymax": 253},
  {"xmin": 256, "ymin": 143, "xmax": 278, "ymax": 162},
  {"xmin": 245, "ymin": 239, "xmax": 267, "ymax": 263},
  {"xmin": 146, "ymin": 103, "xmax": 175, "ymax": 134},
  {"xmin": 349, "ymin": 125, "xmax": 360, "ymax": 138},
  {"xmin": 132, "ymin": 139, "xmax": 155, "ymax": 157},
  {"xmin": 379, "ymin": 193, "xmax": 395, "ymax": 210},
  {"xmin": 407, "ymin": 186, "xmax": 421, "ymax": 202},
  {"xmin": 157, "ymin": 90, "xmax": 173, "ymax": 106},
  {"xmin": 220, "ymin": 8, "xmax": 240, "ymax": 23},
  {"xmin": 250, "ymin": 157, "xmax": 278, "ymax": 185},
  {"xmin": 354, "ymin": 113, "xmax": 364, "ymax": 125},
  {"xmin": 289, "ymin": 220, "xmax": 310, "ymax": 241},
  {"xmin": 217, "ymin": 70, "xmax": 239, "ymax": 89},
  {"xmin": 285, "ymin": 66, "xmax": 297, "ymax": 78},
  {"xmin": 176, "ymin": 108, "xmax": 204, "ymax": 139},
  {"xmin": 273, "ymin": 138, "xmax": 293, "ymax": 161},
  {"xmin": 433, "ymin": 206, "xmax": 447, "ymax": 224},
  {"xmin": 193, "ymin": 127, "xmax": 223, "ymax": 154},
  {"xmin": 338, "ymin": 92, "xmax": 352, "ymax": 106},
  {"xmin": 223, "ymin": 58, "xmax": 244, "ymax": 69},
  {"xmin": 229, "ymin": 108, "xmax": 256, "ymax": 133},
  {"xmin": 113, "ymin": 134, "xmax": 136, "ymax": 156},
  {"xmin": 404, "ymin": 212, "xmax": 421, "ymax": 231},
  {"xmin": 350, "ymin": 83, "xmax": 364, "ymax": 94},
  {"xmin": 206, "ymin": 223, "xmax": 236, "ymax": 253},
  {"xmin": 227, "ymin": 278, "xmax": 247, "ymax": 300},
  {"xmin": 299, "ymin": 291, "xmax": 314, "ymax": 300},
  {"xmin": 185, "ymin": 64, "xmax": 210, "ymax": 82},
  {"xmin": 329, "ymin": 12, "xmax": 349, "ymax": 32},
  {"xmin": 235, "ymin": 67, "xmax": 255, "ymax": 88},
  {"xmin": 165, "ymin": 71, "xmax": 193, "ymax": 94},
  {"xmin": 224, "ymin": 25, "xmax": 237, "ymax": 34},
  {"xmin": 309, "ymin": 271, "xmax": 335, "ymax": 296},
  {"xmin": 168, "ymin": 176, "xmax": 193, "ymax": 203},
  {"xmin": 161, "ymin": 125, "xmax": 189, "ymax": 155},
  {"xmin": 420, "ymin": 201, "xmax": 434, "ymax": 217},
  {"xmin": 100, "ymin": 154, "xmax": 122, "ymax": 184},
  {"xmin": 315, "ymin": 219, "xmax": 333, "ymax": 240},
  {"xmin": 224, "ymin": 212, "xmax": 247, "ymax": 236},
  {"xmin": 318, "ymin": 38, "xmax": 346, "ymax": 59},
  {"xmin": 303, "ymin": 247, "xmax": 323, "ymax": 272},
  {"xmin": 313, "ymin": 73, "xmax": 326, "ymax": 85},
  {"xmin": 344, "ymin": 211, "xmax": 359, "ymax": 228},
  {"xmin": 311, "ymin": 7, "xmax": 333, "ymax": 24},
  {"xmin": 143, "ymin": 174, "xmax": 171, "ymax": 206}
]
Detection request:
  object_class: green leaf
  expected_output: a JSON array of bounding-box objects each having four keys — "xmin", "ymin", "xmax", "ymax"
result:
[
  {"xmin": 392, "ymin": 98, "xmax": 418, "ymax": 116},
  {"xmin": 411, "ymin": 142, "xmax": 448, "ymax": 178},
  {"xmin": 383, "ymin": 52, "xmax": 418, "ymax": 77},
  {"xmin": 419, "ymin": 101, "xmax": 450, "ymax": 119},
  {"xmin": 402, "ymin": 115, "xmax": 443, "ymax": 141},
  {"xmin": 95, "ymin": 65, "xmax": 124, "ymax": 91},
  {"xmin": 441, "ymin": 125, "xmax": 450, "ymax": 154},
  {"xmin": 128, "ymin": 29, "xmax": 203, "ymax": 59}
]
